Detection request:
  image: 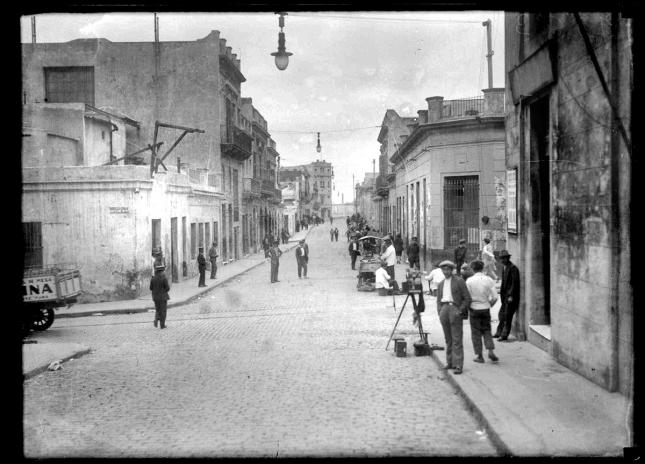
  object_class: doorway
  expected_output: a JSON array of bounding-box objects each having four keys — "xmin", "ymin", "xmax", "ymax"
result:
[
  {"xmin": 170, "ymin": 217, "xmax": 178, "ymax": 283},
  {"xmin": 529, "ymin": 96, "xmax": 551, "ymax": 325},
  {"xmin": 443, "ymin": 175, "xmax": 479, "ymax": 255}
]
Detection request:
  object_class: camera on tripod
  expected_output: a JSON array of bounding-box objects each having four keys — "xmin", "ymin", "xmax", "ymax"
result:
[{"xmin": 401, "ymin": 268, "xmax": 423, "ymax": 294}]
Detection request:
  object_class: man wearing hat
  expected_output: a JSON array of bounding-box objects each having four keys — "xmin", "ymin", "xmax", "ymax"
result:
[
  {"xmin": 454, "ymin": 239, "xmax": 468, "ymax": 277},
  {"xmin": 494, "ymin": 250, "xmax": 520, "ymax": 341},
  {"xmin": 380, "ymin": 236, "xmax": 397, "ymax": 283},
  {"xmin": 150, "ymin": 263, "xmax": 170, "ymax": 329},
  {"xmin": 197, "ymin": 246, "xmax": 207, "ymax": 287},
  {"xmin": 436, "ymin": 260, "xmax": 472, "ymax": 374},
  {"xmin": 348, "ymin": 234, "xmax": 360, "ymax": 270},
  {"xmin": 406, "ymin": 237, "xmax": 420, "ymax": 270},
  {"xmin": 295, "ymin": 239, "xmax": 308, "ymax": 279},
  {"xmin": 269, "ymin": 240, "xmax": 283, "ymax": 283}
]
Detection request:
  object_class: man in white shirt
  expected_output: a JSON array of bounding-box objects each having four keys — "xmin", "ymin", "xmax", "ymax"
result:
[
  {"xmin": 481, "ymin": 237, "xmax": 498, "ymax": 281},
  {"xmin": 466, "ymin": 260, "xmax": 499, "ymax": 363},
  {"xmin": 423, "ymin": 261, "xmax": 445, "ymax": 296},
  {"xmin": 375, "ymin": 260, "xmax": 401, "ymax": 296},
  {"xmin": 380, "ymin": 237, "xmax": 397, "ymax": 283}
]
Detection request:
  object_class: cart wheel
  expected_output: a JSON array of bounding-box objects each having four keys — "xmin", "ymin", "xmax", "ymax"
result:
[{"xmin": 31, "ymin": 307, "xmax": 55, "ymax": 331}]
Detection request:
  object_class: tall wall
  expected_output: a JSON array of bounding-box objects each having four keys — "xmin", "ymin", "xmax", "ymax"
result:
[{"xmin": 505, "ymin": 12, "xmax": 632, "ymax": 393}]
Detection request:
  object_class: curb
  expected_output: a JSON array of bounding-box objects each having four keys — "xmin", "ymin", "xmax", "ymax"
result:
[
  {"xmin": 23, "ymin": 346, "xmax": 92, "ymax": 380},
  {"xmin": 57, "ymin": 239, "xmax": 304, "ymax": 319},
  {"xmin": 429, "ymin": 349, "xmax": 512, "ymax": 457}
]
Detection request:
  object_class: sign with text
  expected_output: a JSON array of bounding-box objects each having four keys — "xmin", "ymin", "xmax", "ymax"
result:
[
  {"xmin": 23, "ymin": 275, "xmax": 57, "ymax": 302},
  {"xmin": 109, "ymin": 207, "xmax": 129, "ymax": 214},
  {"xmin": 507, "ymin": 168, "xmax": 518, "ymax": 234}
]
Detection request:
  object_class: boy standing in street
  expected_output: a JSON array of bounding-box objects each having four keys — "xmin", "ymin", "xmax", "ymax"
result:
[
  {"xmin": 269, "ymin": 240, "xmax": 283, "ymax": 283},
  {"xmin": 208, "ymin": 242, "xmax": 218, "ymax": 279}
]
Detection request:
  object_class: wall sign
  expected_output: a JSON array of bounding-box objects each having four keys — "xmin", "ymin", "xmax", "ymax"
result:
[
  {"xmin": 507, "ymin": 168, "xmax": 518, "ymax": 234},
  {"xmin": 109, "ymin": 207, "xmax": 129, "ymax": 214}
]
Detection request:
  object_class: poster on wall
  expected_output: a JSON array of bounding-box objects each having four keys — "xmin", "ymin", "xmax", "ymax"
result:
[{"xmin": 507, "ymin": 168, "xmax": 518, "ymax": 234}]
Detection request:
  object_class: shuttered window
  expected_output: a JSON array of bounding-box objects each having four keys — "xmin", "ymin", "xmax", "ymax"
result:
[{"xmin": 443, "ymin": 176, "xmax": 479, "ymax": 252}]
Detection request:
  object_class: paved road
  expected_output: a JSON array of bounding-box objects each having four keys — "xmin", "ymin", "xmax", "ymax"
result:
[{"xmin": 23, "ymin": 223, "xmax": 497, "ymax": 457}]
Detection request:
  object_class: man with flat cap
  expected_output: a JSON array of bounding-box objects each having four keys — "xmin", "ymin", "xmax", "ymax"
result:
[
  {"xmin": 494, "ymin": 250, "xmax": 520, "ymax": 341},
  {"xmin": 436, "ymin": 260, "xmax": 472, "ymax": 374},
  {"xmin": 295, "ymin": 239, "xmax": 308, "ymax": 279}
]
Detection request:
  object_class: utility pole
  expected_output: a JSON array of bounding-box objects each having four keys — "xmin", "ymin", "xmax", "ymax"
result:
[
  {"xmin": 31, "ymin": 16, "xmax": 36, "ymax": 44},
  {"xmin": 482, "ymin": 19, "xmax": 493, "ymax": 88}
]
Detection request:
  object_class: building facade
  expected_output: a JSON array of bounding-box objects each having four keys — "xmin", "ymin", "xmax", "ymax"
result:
[
  {"xmin": 309, "ymin": 160, "xmax": 334, "ymax": 220},
  {"xmin": 504, "ymin": 12, "xmax": 632, "ymax": 394}
]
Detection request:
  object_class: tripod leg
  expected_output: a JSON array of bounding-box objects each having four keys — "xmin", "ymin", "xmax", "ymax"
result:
[{"xmin": 385, "ymin": 294, "xmax": 409, "ymax": 350}]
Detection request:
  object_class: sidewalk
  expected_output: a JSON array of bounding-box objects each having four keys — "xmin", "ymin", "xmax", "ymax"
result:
[
  {"xmin": 57, "ymin": 228, "xmax": 311, "ymax": 319},
  {"xmin": 407, "ymin": 289, "xmax": 632, "ymax": 457}
]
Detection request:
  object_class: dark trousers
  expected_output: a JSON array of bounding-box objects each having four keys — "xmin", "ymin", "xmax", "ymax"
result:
[
  {"xmin": 198, "ymin": 270, "xmax": 206, "ymax": 286},
  {"xmin": 386, "ymin": 265, "xmax": 395, "ymax": 282},
  {"xmin": 210, "ymin": 259, "xmax": 217, "ymax": 279},
  {"xmin": 469, "ymin": 308, "xmax": 495, "ymax": 355},
  {"xmin": 350, "ymin": 252, "xmax": 358, "ymax": 270},
  {"xmin": 271, "ymin": 262, "xmax": 279, "ymax": 282},
  {"xmin": 154, "ymin": 299, "xmax": 167, "ymax": 327},
  {"xmin": 408, "ymin": 256, "xmax": 419, "ymax": 269},
  {"xmin": 297, "ymin": 259, "xmax": 307, "ymax": 277},
  {"xmin": 439, "ymin": 303, "xmax": 464, "ymax": 369},
  {"xmin": 495, "ymin": 302, "xmax": 519, "ymax": 337}
]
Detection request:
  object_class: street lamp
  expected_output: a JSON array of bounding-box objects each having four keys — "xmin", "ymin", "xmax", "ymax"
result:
[{"xmin": 271, "ymin": 12, "xmax": 293, "ymax": 71}]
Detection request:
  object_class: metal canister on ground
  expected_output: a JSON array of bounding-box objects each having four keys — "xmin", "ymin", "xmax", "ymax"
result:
[
  {"xmin": 413, "ymin": 341, "xmax": 431, "ymax": 356},
  {"xmin": 394, "ymin": 339, "xmax": 407, "ymax": 357}
]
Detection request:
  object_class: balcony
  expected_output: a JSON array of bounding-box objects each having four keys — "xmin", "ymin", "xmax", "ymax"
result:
[
  {"xmin": 242, "ymin": 177, "xmax": 261, "ymax": 199},
  {"xmin": 261, "ymin": 178, "xmax": 279, "ymax": 199},
  {"xmin": 221, "ymin": 124, "xmax": 253, "ymax": 161},
  {"xmin": 442, "ymin": 97, "xmax": 484, "ymax": 119}
]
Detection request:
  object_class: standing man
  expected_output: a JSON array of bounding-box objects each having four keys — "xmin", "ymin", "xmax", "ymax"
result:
[
  {"xmin": 330, "ymin": 227, "xmax": 335, "ymax": 242},
  {"xmin": 393, "ymin": 233, "xmax": 404, "ymax": 264},
  {"xmin": 334, "ymin": 227, "xmax": 339, "ymax": 242},
  {"xmin": 296, "ymin": 239, "xmax": 308, "ymax": 279},
  {"xmin": 406, "ymin": 237, "xmax": 420, "ymax": 270},
  {"xmin": 269, "ymin": 240, "xmax": 283, "ymax": 283},
  {"xmin": 380, "ymin": 236, "xmax": 397, "ymax": 283},
  {"xmin": 466, "ymin": 260, "xmax": 499, "ymax": 363},
  {"xmin": 494, "ymin": 250, "xmax": 520, "ymax": 341},
  {"xmin": 481, "ymin": 237, "xmax": 498, "ymax": 281},
  {"xmin": 454, "ymin": 239, "xmax": 468, "ymax": 277},
  {"xmin": 281, "ymin": 227, "xmax": 290, "ymax": 245},
  {"xmin": 436, "ymin": 261, "xmax": 471, "ymax": 375},
  {"xmin": 348, "ymin": 234, "xmax": 360, "ymax": 270},
  {"xmin": 197, "ymin": 247, "xmax": 207, "ymax": 287},
  {"xmin": 150, "ymin": 263, "xmax": 170, "ymax": 329},
  {"xmin": 263, "ymin": 234, "xmax": 271, "ymax": 258},
  {"xmin": 208, "ymin": 241, "xmax": 219, "ymax": 280}
]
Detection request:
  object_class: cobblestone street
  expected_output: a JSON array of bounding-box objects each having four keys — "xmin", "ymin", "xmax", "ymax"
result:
[{"xmin": 23, "ymin": 224, "xmax": 497, "ymax": 457}]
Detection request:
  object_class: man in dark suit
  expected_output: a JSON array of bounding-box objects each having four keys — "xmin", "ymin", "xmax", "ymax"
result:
[
  {"xmin": 296, "ymin": 239, "xmax": 308, "ymax": 279},
  {"xmin": 150, "ymin": 264, "xmax": 170, "ymax": 329},
  {"xmin": 197, "ymin": 247, "xmax": 207, "ymax": 287},
  {"xmin": 436, "ymin": 260, "xmax": 472, "ymax": 374},
  {"xmin": 269, "ymin": 240, "xmax": 283, "ymax": 283},
  {"xmin": 494, "ymin": 250, "xmax": 520, "ymax": 341},
  {"xmin": 348, "ymin": 235, "xmax": 360, "ymax": 270}
]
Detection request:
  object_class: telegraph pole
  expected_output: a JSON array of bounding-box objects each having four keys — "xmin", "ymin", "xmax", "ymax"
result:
[
  {"xmin": 31, "ymin": 16, "xmax": 36, "ymax": 43},
  {"xmin": 482, "ymin": 19, "xmax": 493, "ymax": 88}
]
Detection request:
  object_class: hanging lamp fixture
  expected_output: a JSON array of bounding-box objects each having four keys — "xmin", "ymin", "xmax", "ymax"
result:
[{"xmin": 271, "ymin": 12, "xmax": 293, "ymax": 71}]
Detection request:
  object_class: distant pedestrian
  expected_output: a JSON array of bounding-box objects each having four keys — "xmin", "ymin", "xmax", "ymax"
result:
[
  {"xmin": 197, "ymin": 247, "xmax": 207, "ymax": 287},
  {"xmin": 481, "ymin": 237, "xmax": 498, "ymax": 281},
  {"xmin": 393, "ymin": 234, "xmax": 404, "ymax": 264},
  {"xmin": 330, "ymin": 216, "xmax": 333, "ymax": 225},
  {"xmin": 454, "ymin": 239, "xmax": 468, "ymax": 276},
  {"xmin": 150, "ymin": 263, "xmax": 170, "ymax": 329},
  {"xmin": 466, "ymin": 260, "xmax": 499, "ymax": 363},
  {"xmin": 348, "ymin": 235, "xmax": 360, "ymax": 270},
  {"xmin": 494, "ymin": 250, "xmax": 520, "ymax": 341},
  {"xmin": 346, "ymin": 229, "xmax": 351, "ymax": 242},
  {"xmin": 296, "ymin": 239, "xmax": 308, "ymax": 278},
  {"xmin": 334, "ymin": 227, "xmax": 339, "ymax": 241},
  {"xmin": 380, "ymin": 236, "xmax": 397, "ymax": 282},
  {"xmin": 208, "ymin": 242, "xmax": 218, "ymax": 279},
  {"xmin": 152, "ymin": 246, "xmax": 165, "ymax": 269},
  {"xmin": 423, "ymin": 261, "xmax": 445, "ymax": 297},
  {"xmin": 281, "ymin": 228, "xmax": 290, "ymax": 245},
  {"xmin": 330, "ymin": 227, "xmax": 335, "ymax": 242},
  {"xmin": 263, "ymin": 234, "xmax": 271, "ymax": 258},
  {"xmin": 406, "ymin": 236, "xmax": 420, "ymax": 270},
  {"xmin": 436, "ymin": 260, "xmax": 471, "ymax": 375},
  {"xmin": 269, "ymin": 240, "xmax": 283, "ymax": 283}
]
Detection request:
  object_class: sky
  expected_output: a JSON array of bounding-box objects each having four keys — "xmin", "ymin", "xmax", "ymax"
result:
[{"xmin": 20, "ymin": 11, "xmax": 505, "ymax": 203}]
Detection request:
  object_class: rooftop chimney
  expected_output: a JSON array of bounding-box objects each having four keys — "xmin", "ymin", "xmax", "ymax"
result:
[
  {"xmin": 426, "ymin": 96, "xmax": 444, "ymax": 122},
  {"xmin": 417, "ymin": 110, "xmax": 428, "ymax": 124},
  {"xmin": 482, "ymin": 88, "xmax": 505, "ymax": 116}
]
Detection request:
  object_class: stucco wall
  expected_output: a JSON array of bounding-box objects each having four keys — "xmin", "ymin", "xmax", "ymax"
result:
[{"xmin": 504, "ymin": 12, "xmax": 632, "ymax": 393}]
